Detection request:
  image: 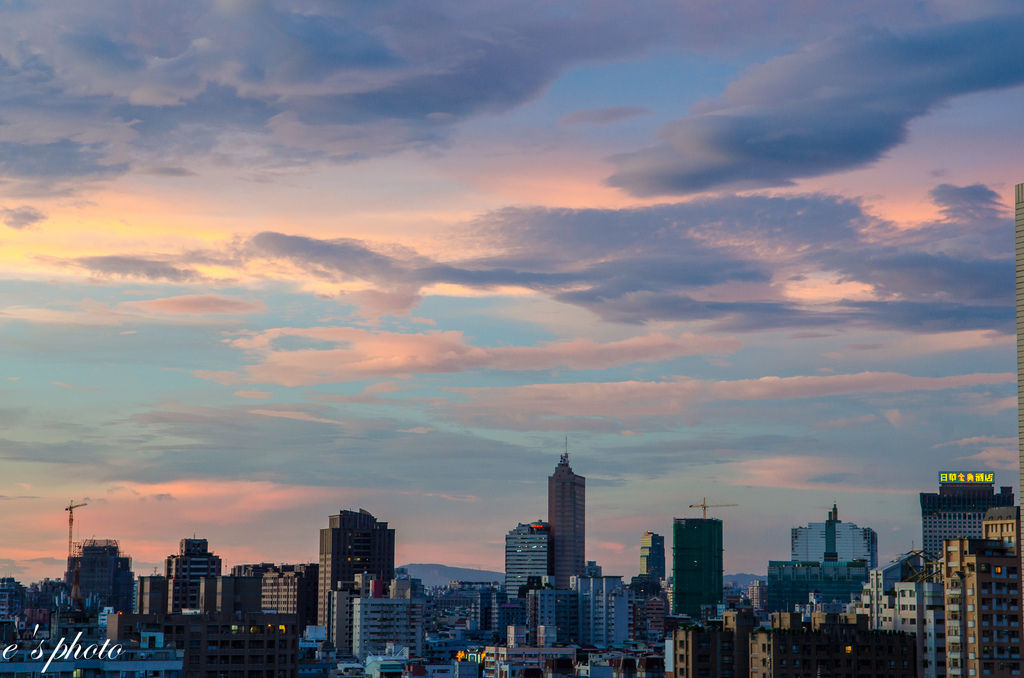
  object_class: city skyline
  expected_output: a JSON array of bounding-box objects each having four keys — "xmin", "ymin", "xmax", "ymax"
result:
[
  {"xmin": 1, "ymin": 3, "xmax": 1022, "ymax": 582},
  {"xmin": 0, "ymin": 462, "xmax": 976, "ymax": 584}
]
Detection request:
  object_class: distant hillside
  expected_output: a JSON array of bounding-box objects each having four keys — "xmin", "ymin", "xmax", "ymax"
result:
[
  {"xmin": 399, "ymin": 563, "xmax": 503, "ymax": 587},
  {"xmin": 724, "ymin": 573, "xmax": 764, "ymax": 588}
]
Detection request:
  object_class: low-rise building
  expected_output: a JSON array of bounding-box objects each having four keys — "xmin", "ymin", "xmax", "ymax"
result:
[{"xmin": 748, "ymin": 613, "xmax": 915, "ymax": 678}]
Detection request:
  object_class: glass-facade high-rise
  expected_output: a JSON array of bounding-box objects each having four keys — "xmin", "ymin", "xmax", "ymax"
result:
[
  {"xmin": 548, "ymin": 454, "xmax": 585, "ymax": 589},
  {"xmin": 791, "ymin": 503, "xmax": 878, "ymax": 568},
  {"xmin": 919, "ymin": 480, "xmax": 1013, "ymax": 558},
  {"xmin": 671, "ymin": 518, "xmax": 722, "ymax": 616},
  {"xmin": 504, "ymin": 521, "xmax": 552, "ymax": 594},
  {"xmin": 639, "ymin": 531, "xmax": 665, "ymax": 580}
]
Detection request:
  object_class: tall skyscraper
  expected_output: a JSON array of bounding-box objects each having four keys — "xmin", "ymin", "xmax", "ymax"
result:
[
  {"xmin": 919, "ymin": 477, "xmax": 1013, "ymax": 557},
  {"xmin": 548, "ymin": 453, "xmax": 585, "ymax": 589},
  {"xmin": 64, "ymin": 538, "xmax": 134, "ymax": 612},
  {"xmin": 639, "ymin": 531, "xmax": 665, "ymax": 580},
  {"xmin": 318, "ymin": 508, "xmax": 395, "ymax": 627},
  {"xmin": 165, "ymin": 537, "xmax": 222, "ymax": 612},
  {"xmin": 504, "ymin": 521, "xmax": 553, "ymax": 594},
  {"xmin": 671, "ymin": 517, "xmax": 723, "ymax": 616},
  {"xmin": 790, "ymin": 503, "xmax": 878, "ymax": 568},
  {"xmin": 1016, "ymin": 181, "xmax": 1024, "ymax": 552}
]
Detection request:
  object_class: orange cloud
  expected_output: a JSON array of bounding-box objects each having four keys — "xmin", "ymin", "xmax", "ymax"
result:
[{"xmin": 123, "ymin": 295, "xmax": 266, "ymax": 315}]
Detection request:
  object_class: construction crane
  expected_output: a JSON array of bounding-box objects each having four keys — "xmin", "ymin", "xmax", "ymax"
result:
[
  {"xmin": 65, "ymin": 500, "xmax": 87, "ymax": 558},
  {"xmin": 689, "ymin": 497, "xmax": 737, "ymax": 519}
]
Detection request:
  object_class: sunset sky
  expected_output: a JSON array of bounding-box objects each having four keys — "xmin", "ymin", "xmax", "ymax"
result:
[{"xmin": 1, "ymin": 1, "xmax": 1023, "ymax": 583}]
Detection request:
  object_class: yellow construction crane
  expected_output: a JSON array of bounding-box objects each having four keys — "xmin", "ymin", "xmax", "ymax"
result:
[
  {"xmin": 689, "ymin": 497, "xmax": 737, "ymax": 519},
  {"xmin": 65, "ymin": 500, "xmax": 87, "ymax": 558}
]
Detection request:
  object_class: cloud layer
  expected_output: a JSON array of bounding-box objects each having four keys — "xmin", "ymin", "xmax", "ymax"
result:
[{"xmin": 608, "ymin": 15, "xmax": 1024, "ymax": 195}]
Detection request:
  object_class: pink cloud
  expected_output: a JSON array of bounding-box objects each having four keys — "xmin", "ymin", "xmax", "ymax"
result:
[
  {"xmin": 955, "ymin": 447, "xmax": 1018, "ymax": 471},
  {"xmin": 196, "ymin": 327, "xmax": 740, "ymax": 386},
  {"xmin": 248, "ymin": 408, "xmax": 344, "ymax": 426},
  {"xmin": 51, "ymin": 381, "xmax": 101, "ymax": 391},
  {"xmin": 936, "ymin": 436, "xmax": 1019, "ymax": 471},
  {"xmin": 934, "ymin": 435, "xmax": 1017, "ymax": 448},
  {"xmin": 444, "ymin": 371, "xmax": 1013, "ymax": 425},
  {"xmin": 123, "ymin": 295, "xmax": 266, "ymax": 315},
  {"xmin": 234, "ymin": 390, "xmax": 271, "ymax": 399},
  {"xmin": 817, "ymin": 413, "xmax": 878, "ymax": 429},
  {"xmin": 398, "ymin": 426, "xmax": 434, "ymax": 434},
  {"xmin": 725, "ymin": 456, "xmax": 917, "ymax": 494}
]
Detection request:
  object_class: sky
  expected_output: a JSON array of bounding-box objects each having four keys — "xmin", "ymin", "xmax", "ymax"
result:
[{"xmin": 1, "ymin": 0, "xmax": 1023, "ymax": 583}]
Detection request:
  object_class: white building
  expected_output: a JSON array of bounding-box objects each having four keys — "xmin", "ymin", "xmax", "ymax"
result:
[
  {"xmin": 856, "ymin": 552, "xmax": 946, "ymax": 678},
  {"xmin": 791, "ymin": 503, "xmax": 878, "ymax": 568},
  {"xmin": 482, "ymin": 645, "xmax": 575, "ymax": 678},
  {"xmin": 571, "ymin": 576, "xmax": 632, "ymax": 647},
  {"xmin": 352, "ymin": 597, "xmax": 424, "ymax": 659},
  {"xmin": 505, "ymin": 522, "xmax": 552, "ymax": 593}
]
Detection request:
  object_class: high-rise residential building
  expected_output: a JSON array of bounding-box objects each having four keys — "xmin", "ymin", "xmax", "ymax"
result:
[
  {"xmin": 670, "ymin": 609, "xmax": 756, "ymax": 678},
  {"xmin": 639, "ymin": 531, "xmax": 665, "ymax": 580},
  {"xmin": 749, "ymin": 613, "xmax": 915, "ymax": 678},
  {"xmin": 318, "ymin": 509, "xmax": 395, "ymax": 627},
  {"xmin": 548, "ymin": 453, "xmax": 585, "ymax": 589},
  {"xmin": 920, "ymin": 477, "xmax": 1014, "ymax": 558},
  {"xmin": 572, "ymin": 575, "xmax": 632, "ymax": 647},
  {"xmin": 746, "ymin": 580, "xmax": 765, "ymax": 611},
  {"xmin": 505, "ymin": 521, "xmax": 553, "ymax": 594},
  {"xmin": 672, "ymin": 518, "xmax": 723, "ymax": 617},
  {"xmin": 941, "ymin": 506, "xmax": 1021, "ymax": 678},
  {"xmin": 109, "ymin": 611, "xmax": 299, "ymax": 678},
  {"xmin": 525, "ymin": 587, "xmax": 578, "ymax": 645},
  {"xmin": 0, "ymin": 578, "xmax": 25, "ymax": 618},
  {"xmin": 855, "ymin": 551, "xmax": 946, "ymax": 678},
  {"xmin": 351, "ymin": 596, "xmax": 425, "ymax": 659},
  {"xmin": 164, "ymin": 537, "xmax": 221, "ymax": 612},
  {"xmin": 261, "ymin": 563, "xmax": 319, "ymax": 630},
  {"xmin": 64, "ymin": 538, "xmax": 134, "ymax": 613},
  {"xmin": 790, "ymin": 503, "xmax": 878, "ymax": 568}
]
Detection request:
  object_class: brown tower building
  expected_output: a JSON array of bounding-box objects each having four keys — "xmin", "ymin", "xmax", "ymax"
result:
[
  {"xmin": 318, "ymin": 509, "xmax": 395, "ymax": 627},
  {"xmin": 548, "ymin": 453, "xmax": 585, "ymax": 589}
]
